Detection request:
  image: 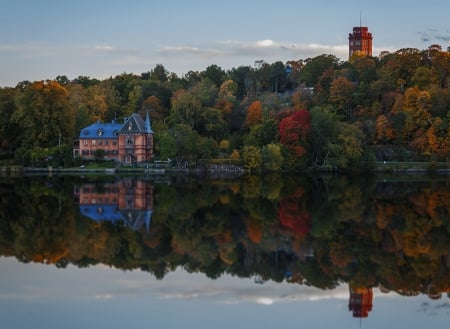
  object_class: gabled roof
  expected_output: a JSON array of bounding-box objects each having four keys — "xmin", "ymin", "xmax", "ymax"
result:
[
  {"xmin": 79, "ymin": 120, "xmax": 123, "ymax": 139},
  {"xmin": 119, "ymin": 113, "xmax": 153, "ymax": 134}
]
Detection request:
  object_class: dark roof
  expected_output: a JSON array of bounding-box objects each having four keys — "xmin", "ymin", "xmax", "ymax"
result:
[
  {"xmin": 119, "ymin": 113, "xmax": 153, "ymax": 134},
  {"xmin": 79, "ymin": 120, "xmax": 123, "ymax": 139}
]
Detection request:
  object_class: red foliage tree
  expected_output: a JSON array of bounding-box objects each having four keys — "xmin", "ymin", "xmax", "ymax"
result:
[{"xmin": 278, "ymin": 109, "xmax": 311, "ymax": 157}]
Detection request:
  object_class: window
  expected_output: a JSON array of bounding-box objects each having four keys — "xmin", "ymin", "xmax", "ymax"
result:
[
  {"xmin": 92, "ymin": 140, "xmax": 96, "ymax": 146},
  {"xmin": 105, "ymin": 140, "xmax": 109, "ymax": 146},
  {"xmin": 83, "ymin": 140, "xmax": 88, "ymax": 146},
  {"xmin": 127, "ymin": 137, "xmax": 133, "ymax": 145}
]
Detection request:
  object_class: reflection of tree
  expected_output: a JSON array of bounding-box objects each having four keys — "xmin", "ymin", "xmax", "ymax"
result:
[
  {"xmin": 1, "ymin": 175, "xmax": 450, "ymax": 300},
  {"xmin": 277, "ymin": 188, "xmax": 311, "ymax": 234}
]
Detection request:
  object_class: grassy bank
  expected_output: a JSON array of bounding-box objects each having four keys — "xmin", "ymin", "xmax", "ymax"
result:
[{"xmin": 372, "ymin": 161, "xmax": 449, "ymax": 173}]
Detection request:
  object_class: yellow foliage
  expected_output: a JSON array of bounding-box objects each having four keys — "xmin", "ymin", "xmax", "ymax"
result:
[
  {"xmin": 230, "ymin": 149, "xmax": 241, "ymax": 161},
  {"xmin": 219, "ymin": 139, "xmax": 230, "ymax": 151},
  {"xmin": 218, "ymin": 193, "xmax": 230, "ymax": 205}
]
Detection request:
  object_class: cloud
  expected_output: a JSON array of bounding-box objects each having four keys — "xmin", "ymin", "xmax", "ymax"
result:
[
  {"xmin": 418, "ymin": 28, "xmax": 450, "ymax": 44},
  {"xmin": 94, "ymin": 45, "xmax": 116, "ymax": 52},
  {"xmin": 158, "ymin": 39, "xmax": 349, "ymax": 62}
]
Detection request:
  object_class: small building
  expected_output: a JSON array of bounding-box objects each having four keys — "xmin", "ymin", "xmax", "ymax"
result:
[
  {"xmin": 73, "ymin": 113, "xmax": 154, "ymax": 165},
  {"xmin": 348, "ymin": 26, "xmax": 373, "ymax": 58}
]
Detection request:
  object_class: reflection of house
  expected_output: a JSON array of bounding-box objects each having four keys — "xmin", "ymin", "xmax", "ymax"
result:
[
  {"xmin": 73, "ymin": 113, "xmax": 154, "ymax": 165},
  {"xmin": 74, "ymin": 178, "xmax": 153, "ymax": 231},
  {"xmin": 348, "ymin": 286, "xmax": 373, "ymax": 318}
]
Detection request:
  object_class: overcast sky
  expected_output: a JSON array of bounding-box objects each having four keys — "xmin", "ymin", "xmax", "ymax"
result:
[{"xmin": 1, "ymin": 0, "xmax": 450, "ymax": 86}]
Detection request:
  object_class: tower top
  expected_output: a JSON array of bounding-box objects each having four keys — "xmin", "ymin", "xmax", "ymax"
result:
[{"xmin": 348, "ymin": 25, "xmax": 373, "ymax": 59}]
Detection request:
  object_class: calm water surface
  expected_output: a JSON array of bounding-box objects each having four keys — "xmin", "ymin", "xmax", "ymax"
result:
[{"xmin": 0, "ymin": 173, "xmax": 449, "ymax": 328}]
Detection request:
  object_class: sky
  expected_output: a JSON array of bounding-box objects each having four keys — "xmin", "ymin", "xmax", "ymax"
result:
[
  {"xmin": 1, "ymin": 256, "xmax": 450, "ymax": 329},
  {"xmin": 1, "ymin": 0, "xmax": 450, "ymax": 87}
]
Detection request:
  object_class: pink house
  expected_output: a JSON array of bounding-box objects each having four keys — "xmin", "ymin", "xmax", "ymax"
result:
[{"xmin": 73, "ymin": 113, "xmax": 154, "ymax": 165}]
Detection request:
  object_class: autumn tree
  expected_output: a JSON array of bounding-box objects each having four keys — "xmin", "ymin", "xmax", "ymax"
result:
[
  {"xmin": 245, "ymin": 100, "xmax": 263, "ymax": 127},
  {"xmin": 141, "ymin": 95, "xmax": 166, "ymax": 125},
  {"xmin": 214, "ymin": 79, "xmax": 238, "ymax": 125},
  {"xmin": 261, "ymin": 143, "xmax": 284, "ymax": 171},
  {"xmin": 12, "ymin": 80, "xmax": 75, "ymax": 149},
  {"xmin": 278, "ymin": 109, "xmax": 311, "ymax": 158},
  {"xmin": 329, "ymin": 76, "xmax": 356, "ymax": 120},
  {"xmin": 242, "ymin": 145, "xmax": 261, "ymax": 172},
  {"xmin": 375, "ymin": 114, "xmax": 395, "ymax": 143}
]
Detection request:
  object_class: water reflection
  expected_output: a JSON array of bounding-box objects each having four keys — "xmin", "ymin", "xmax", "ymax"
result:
[
  {"xmin": 0, "ymin": 173, "xmax": 449, "ymax": 325},
  {"xmin": 75, "ymin": 178, "xmax": 153, "ymax": 231}
]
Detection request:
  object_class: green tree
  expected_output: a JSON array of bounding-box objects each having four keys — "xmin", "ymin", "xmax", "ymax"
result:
[
  {"xmin": 201, "ymin": 64, "xmax": 227, "ymax": 88},
  {"xmin": 329, "ymin": 123, "xmax": 364, "ymax": 168},
  {"xmin": 261, "ymin": 143, "xmax": 283, "ymax": 171},
  {"xmin": 0, "ymin": 87, "xmax": 20, "ymax": 154},
  {"xmin": 169, "ymin": 91, "xmax": 202, "ymax": 129},
  {"xmin": 301, "ymin": 54, "xmax": 340, "ymax": 87},
  {"xmin": 310, "ymin": 106, "xmax": 339, "ymax": 166}
]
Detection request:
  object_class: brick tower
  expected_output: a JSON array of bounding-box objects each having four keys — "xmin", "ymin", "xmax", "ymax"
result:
[{"xmin": 348, "ymin": 26, "xmax": 373, "ymax": 58}]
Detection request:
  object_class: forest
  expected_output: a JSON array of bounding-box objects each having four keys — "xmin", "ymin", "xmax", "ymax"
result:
[{"xmin": 0, "ymin": 45, "xmax": 450, "ymax": 170}]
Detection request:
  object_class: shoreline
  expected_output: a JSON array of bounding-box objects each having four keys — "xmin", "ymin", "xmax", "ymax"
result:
[{"xmin": 1, "ymin": 161, "xmax": 449, "ymax": 176}]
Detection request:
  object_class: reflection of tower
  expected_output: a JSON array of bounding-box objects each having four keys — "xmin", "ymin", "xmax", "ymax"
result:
[
  {"xmin": 348, "ymin": 286, "xmax": 373, "ymax": 318},
  {"xmin": 118, "ymin": 178, "xmax": 153, "ymax": 231}
]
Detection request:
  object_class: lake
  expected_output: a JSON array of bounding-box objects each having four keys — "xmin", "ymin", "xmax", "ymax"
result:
[{"xmin": 0, "ymin": 173, "xmax": 449, "ymax": 328}]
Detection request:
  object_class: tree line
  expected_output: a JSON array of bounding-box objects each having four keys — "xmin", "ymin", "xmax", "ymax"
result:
[{"xmin": 0, "ymin": 44, "xmax": 449, "ymax": 169}]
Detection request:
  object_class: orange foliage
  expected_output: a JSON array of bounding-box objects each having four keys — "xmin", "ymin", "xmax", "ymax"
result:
[
  {"xmin": 375, "ymin": 114, "xmax": 395, "ymax": 142},
  {"xmin": 245, "ymin": 100, "xmax": 262, "ymax": 127},
  {"xmin": 376, "ymin": 203, "xmax": 395, "ymax": 229},
  {"xmin": 214, "ymin": 98, "xmax": 233, "ymax": 116},
  {"xmin": 329, "ymin": 242, "xmax": 353, "ymax": 268},
  {"xmin": 245, "ymin": 217, "xmax": 262, "ymax": 244},
  {"xmin": 32, "ymin": 247, "xmax": 68, "ymax": 264},
  {"xmin": 170, "ymin": 237, "xmax": 186, "ymax": 255}
]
